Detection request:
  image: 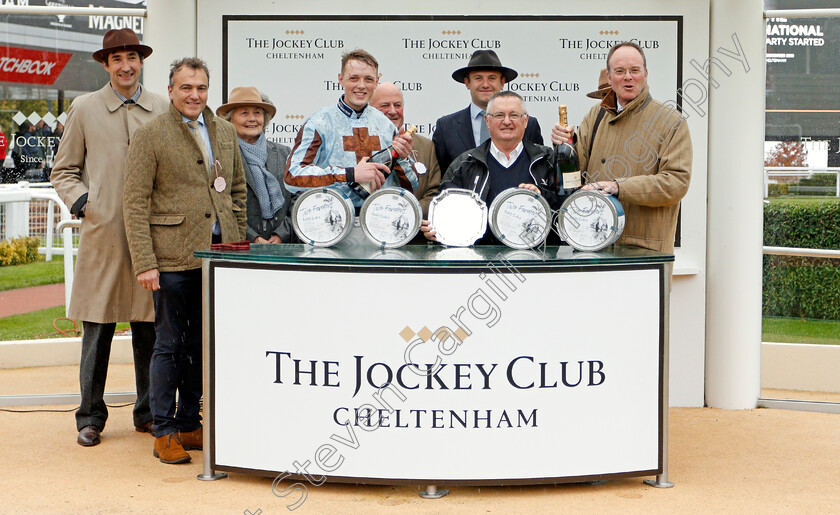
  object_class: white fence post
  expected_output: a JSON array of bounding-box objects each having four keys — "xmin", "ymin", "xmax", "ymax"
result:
[
  {"xmin": 45, "ymin": 199, "xmax": 55, "ymax": 261},
  {"xmin": 3, "ymin": 181, "xmax": 30, "ymax": 239},
  {"xmin": 1, "ymin": 183, "xmax": 76, "ymax": 315},
  {"xmin": 56, "ymin": 219, "xmax": 79, "ymax": 315}
]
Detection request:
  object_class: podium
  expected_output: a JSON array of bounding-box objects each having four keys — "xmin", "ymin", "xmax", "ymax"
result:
[{"xmin": 195, "ymin": 242, "xmax": 674, "ymax": 491}]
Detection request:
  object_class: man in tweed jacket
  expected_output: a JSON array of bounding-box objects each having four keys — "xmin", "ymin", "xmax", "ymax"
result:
[
  {"xmin": 552, "ymin": 42, "xmax": 691, "ymax": 254},
  {"xmin": 124, "ymin": 57, "xmax": 246, "ymax": 464}
]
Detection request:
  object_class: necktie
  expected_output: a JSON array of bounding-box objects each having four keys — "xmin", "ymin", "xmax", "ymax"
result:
[
  {"xmin": 187, "ymin": 120, "xmax": 211, "ymax": 175},
  {"xmin": 188, "ymin": 120, "xmax": 220, "ymax": 235},
  {"xmin": 478, "ymin": 110, "xmax": 490, "ymax": 145}
]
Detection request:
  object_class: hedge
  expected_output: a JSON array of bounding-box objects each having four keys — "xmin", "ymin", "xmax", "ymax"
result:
[
  {"xmin": 763, "ymin": 199, "xmax": 840, "ymax": 320},
  {"xmin": 0, "ymin": 236, "xmax": 40, "ymax": 266}
]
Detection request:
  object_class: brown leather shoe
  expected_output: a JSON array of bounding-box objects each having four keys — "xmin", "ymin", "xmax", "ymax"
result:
[
  {"xmin": 153, "ymin": 434, "xmax": 191, "ymax": 464},
  {"xmin": 178, "ymin": 427, "xmax": 202, "ymax": 450},
  {"xmin": 134, "ymin": 421, "xmax": 154, "ymax": 434},
  {"xmin": 77, "ymin": 426, "xmax": 101, "ymax": 447}
]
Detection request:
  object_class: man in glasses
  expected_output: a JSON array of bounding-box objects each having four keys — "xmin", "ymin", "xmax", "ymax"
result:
[
  {"xmin": 551, "ymin": 41, "xmax": 691, "ymax": 253},
  {"xmin": 421, "ymin": 91, "xmax": 563, "ymax": 245}
]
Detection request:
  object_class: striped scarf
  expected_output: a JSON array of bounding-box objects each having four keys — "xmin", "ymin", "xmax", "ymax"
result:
[{"xmin": 239, "ymin": 134, "xmax": 284, "ymax": 219}]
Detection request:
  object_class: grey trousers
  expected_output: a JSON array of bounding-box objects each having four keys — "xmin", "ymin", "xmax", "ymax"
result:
[{"xmin": 76, "ymin": 321, "xmax": 155, "ymax": 431}]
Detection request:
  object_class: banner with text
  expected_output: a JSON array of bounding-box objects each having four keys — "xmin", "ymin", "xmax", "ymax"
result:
[
  {"xmin": 212, "ymin": 263, "xmax": 663, "ymax": 481},
  {"xmin": 223, "ymin": 16, "xmax": 681, "ymax": 147},
  {"xmin": 0, "ymin": 46, "xmax": 72, "ymax": 86}
]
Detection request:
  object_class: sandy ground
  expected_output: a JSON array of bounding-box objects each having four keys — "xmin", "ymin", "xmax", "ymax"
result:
[{"xmin": 1, "ymin": 365, "xmax": 839, "ymax": 514}]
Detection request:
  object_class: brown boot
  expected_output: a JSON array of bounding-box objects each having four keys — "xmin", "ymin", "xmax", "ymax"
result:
[
  {"xmin": 153, "ymin": 434, "xmax": 191, "ymax": 464},
  {"xmin": 178, "ymin": 427, "xmax": 203, "ymax": 451}
]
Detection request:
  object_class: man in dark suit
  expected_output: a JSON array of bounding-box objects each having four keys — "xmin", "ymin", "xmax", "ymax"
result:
[{"xmin": 433, "ymin": 50, "xmax": 543, "ymax": 173}]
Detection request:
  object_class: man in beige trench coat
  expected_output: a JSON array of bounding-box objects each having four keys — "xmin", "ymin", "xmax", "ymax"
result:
[{"xmin": 51, "ymin": 28, "xmax": 169, "ymax": 447}]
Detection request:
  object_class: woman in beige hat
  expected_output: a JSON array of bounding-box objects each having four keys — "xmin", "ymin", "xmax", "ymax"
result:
[{"xmin": 217, "ymin": 87, "xmax": 293, "ymax": 243}]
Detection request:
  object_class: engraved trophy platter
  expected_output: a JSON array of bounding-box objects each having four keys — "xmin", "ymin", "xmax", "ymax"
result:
[
  {"xmin": 291, "ymin": 187, "xmax": 355, "ymax": 247},
  {"xmin": 428, "ymin": 188, "xmax": 488, "ymax": 247},
  {"xmin": 555, "ymin": 189, "xmax": 625, "ymax": 252},
  {"xmin": 359, "ymin": 187, "xmax": 422, "ymax": 249},
  {"xmin": 488, "ymin": 187, "xmax": 551, "ymax": 249}
]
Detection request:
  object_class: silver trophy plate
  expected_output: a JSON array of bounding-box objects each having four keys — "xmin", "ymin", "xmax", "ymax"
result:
[
  {"xmin": 291, "ymin": 187, "xmax": 355, "ymax": 247},
  {"xmin": 488, "ymin": 187, "xmax": 551, "ymax": 249},
  {"xmin": 428, "ymin": 188, "xmax": 488, "ymax": 247},
  {"xmin": 359, "ymin": 187, "xmax": 422, "ymax": 249},
  {"xmin": 556, "ymin": 189, "xmax": 625, "ymax": 252}
]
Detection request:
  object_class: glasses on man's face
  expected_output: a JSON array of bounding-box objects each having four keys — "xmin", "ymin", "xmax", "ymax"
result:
[
  {"xmin": 487, "ymin": 112, "xmax": 525, "ymax": 122},
  {"xmin": 610, "ymin": 67, "xmax": 644, "ymax": 78}
]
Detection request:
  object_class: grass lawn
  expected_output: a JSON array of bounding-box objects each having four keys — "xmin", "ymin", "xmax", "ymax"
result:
[
  {"xmin": 765, "ymin": 196, "xmax": 840, "ymax": 205},
  {"xmin": 0, "ymin": 306, "xmax": 130, "ymax": 341},
  {"xmin": 0, "ymin": 255, "xmax": 66, "ymax": 291},
  {"xmin": 0, "ymin": 306, "xmax": 77, "ymax": 340},
  {"xmin": 762, "ymin": 316, "xmax": 840, "ymax": 346}
]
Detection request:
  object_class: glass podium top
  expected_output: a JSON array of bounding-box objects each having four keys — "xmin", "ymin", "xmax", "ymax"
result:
[{"xmin": 196, "ymin": 242, "xmax": 673, "ymax": 269}]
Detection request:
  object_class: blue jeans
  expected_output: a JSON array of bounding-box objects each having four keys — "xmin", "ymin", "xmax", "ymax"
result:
[{"xmin": 150, "ymin": 269, "xmax": 203, "ymax": 436}]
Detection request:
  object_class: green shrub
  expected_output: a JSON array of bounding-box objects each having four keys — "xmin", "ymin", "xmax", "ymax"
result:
[
  {"xmin": 767, "ymin": 183, "xmax": 790, "ymax": 197},
  {"xmin": 764, "ymin": 200, "xmax": 840, "ymax": 320},
  {"xmin": 0, "ymin": 237, "xmax": 40, "ymax": 266},
  {"xmin": 789, "ymin": 185, "xmax": 836, "ymax": 196},
  {"xmin": 799, "ymin": 173, "xmax": 837, "ymax": 187},
  {"xmin": 763, "ymin": 256, "xmax": 840, "ymax": 319},
  {"xmin": 764, "ymin": 200, "xmax": 840, "ymax": 249}
]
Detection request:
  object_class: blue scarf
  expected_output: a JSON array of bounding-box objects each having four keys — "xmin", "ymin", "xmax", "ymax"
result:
[{"xmin": 239, "ymin": 134, "xmax": 284, "ymax": 219}]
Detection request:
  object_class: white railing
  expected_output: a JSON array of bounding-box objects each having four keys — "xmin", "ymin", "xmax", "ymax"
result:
[
  {"xmin": 0, "ymin": 5, "xmax": 145, "ymax": 16},
  {"xmin": 765, "ymin": 8, "xmax": 840, "ymax": 18},
  {"xmin": 764, "ymin": 167, "xmax": 840, "ymax": 198},
  {"xmin": 0, "ymin": 181, "xmax": 77, "ymax": 313},
  {"xmin": 763, "ymin": 246, "xmax": 840, "ymax": 259}
]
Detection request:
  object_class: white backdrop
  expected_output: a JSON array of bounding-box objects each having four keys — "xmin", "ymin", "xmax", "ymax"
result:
[
  {"xmin": 223, "ymin": 16, "xmax": 681, "ymax": 147},
  {"xmin": 213, "ymin": 264, "xmax": 662, "ymax": 480},
  {"xmin": 180, "ymin": 0, "xmax": 710, "ymax": 407}
]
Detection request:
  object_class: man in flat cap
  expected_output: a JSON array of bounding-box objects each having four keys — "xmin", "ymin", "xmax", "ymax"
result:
[
  {"xmin": 51, "ymin": 28, "xmax": 169, "ymax": 447},
  {"xmin": 433, "ymin": 50, "xmax": 543, "ymax": 174}
]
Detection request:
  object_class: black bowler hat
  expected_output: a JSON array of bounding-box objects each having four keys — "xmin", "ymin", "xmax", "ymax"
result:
[{"xmin": 451, "ymin": 50, "xmax": 518, "ymax": 83}]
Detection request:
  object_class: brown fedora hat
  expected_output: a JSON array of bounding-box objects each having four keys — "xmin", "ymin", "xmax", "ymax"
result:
[
  {"xmin": 92, "ymin": 28, "xmax": 152, "ymax": 63},
  {"xmin": 452, "ymin": 50, "xmax": 518, "ymax": 83},
  {"xmin": 215, "ymin": 87, "xmax": 277, "ymax": 119},
  {"xmin": 586, "ymin": 68, "xmax": 610, "ymax": 99}
]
